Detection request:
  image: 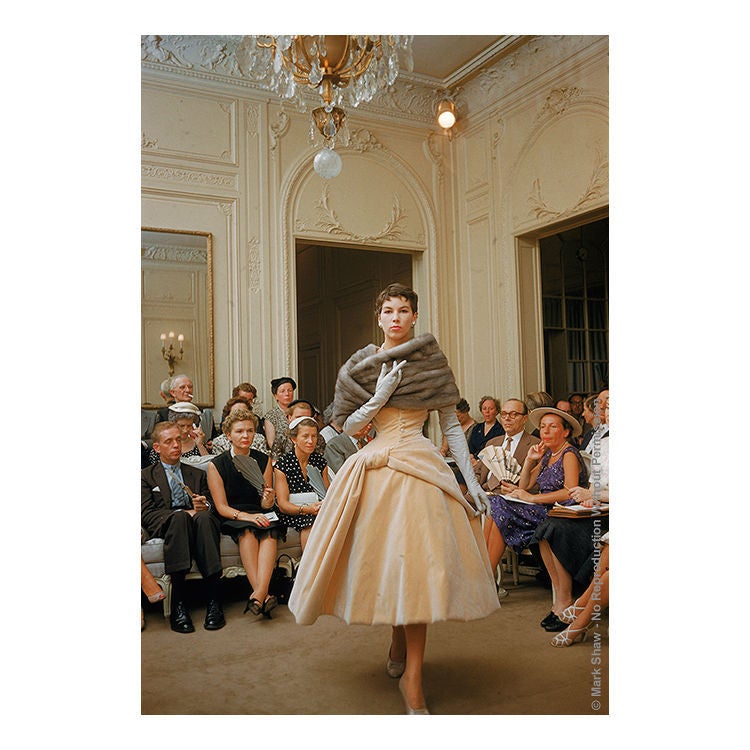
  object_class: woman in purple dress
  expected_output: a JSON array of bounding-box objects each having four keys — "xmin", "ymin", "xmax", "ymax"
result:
[{"xmin": 482, "ymin": 407, "xmax": 587, "ymax": 586}]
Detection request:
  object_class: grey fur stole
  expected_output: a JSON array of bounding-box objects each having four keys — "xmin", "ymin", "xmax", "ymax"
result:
[{"xmin": 331, "ymin": 333, "xmax": 460, "ymax": 426}]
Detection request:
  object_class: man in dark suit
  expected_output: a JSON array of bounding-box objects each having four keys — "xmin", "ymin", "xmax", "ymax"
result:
[
  {"xmin": 141, "ymin": 421, "xmax": 225, "ymax": 633},
  {"xmin": 474, "ymin": 399, "xmax": 540, "ymax": 493}
]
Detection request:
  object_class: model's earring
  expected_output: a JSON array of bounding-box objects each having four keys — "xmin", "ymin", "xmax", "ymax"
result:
[{"xmin": 412, "ymin": 321, "xmax": 416, "ymax": 327}]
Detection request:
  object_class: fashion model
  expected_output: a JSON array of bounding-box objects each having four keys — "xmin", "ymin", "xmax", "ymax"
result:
[{"xmin": 288, "ymin": 283, "xmax": 499, "ymax": 714}]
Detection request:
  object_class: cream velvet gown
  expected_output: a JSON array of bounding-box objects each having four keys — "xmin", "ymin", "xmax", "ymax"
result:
[{"xmin": 288, "ymin": 407, "xmax": 500, "ymax": 626}]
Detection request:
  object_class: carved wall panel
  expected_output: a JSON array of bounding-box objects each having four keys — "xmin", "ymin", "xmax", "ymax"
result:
[{"xmin": 142, "ymin": 84, "xmax": 238, "ymax": 166}]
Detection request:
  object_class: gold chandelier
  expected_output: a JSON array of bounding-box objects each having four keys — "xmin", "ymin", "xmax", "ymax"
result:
[{"xmin": 237, "ymin": 35, "xmax": 414, "ymax": 177}]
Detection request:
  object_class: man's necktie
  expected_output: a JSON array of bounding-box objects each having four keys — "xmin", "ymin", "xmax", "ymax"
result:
[{"xmin": 166, "ymin": 465, "xmax": 192, "ymax": 509}]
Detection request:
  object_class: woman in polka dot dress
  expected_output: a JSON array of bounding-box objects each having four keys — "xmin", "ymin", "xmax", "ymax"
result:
[{"xmin": 274, "ymin": 416, "xmax": 330, "ymax": 552}]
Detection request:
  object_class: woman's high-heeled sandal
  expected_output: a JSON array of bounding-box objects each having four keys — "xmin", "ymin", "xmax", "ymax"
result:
[
  {"xmin": 550, "ymin": 625, "xmax": 591, "ymax": 647},
  {"xmin": 261, "ymin": 595, "xmax": 278, "ymax": 619},
  {"xmin": 244, "ymin": 598, "xmax": 263, "ymax": 616},
  {"xmin": 559, "ymin": 599, "xmax": 585, "ymax": 624},
  {"xmin": 146, "ymin": 590, "xmax": 166, "ymax": 604}
]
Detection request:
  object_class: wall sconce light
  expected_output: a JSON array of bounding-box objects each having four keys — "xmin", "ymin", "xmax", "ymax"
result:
[
  {"xmin": 160, "ymin": 331, "xmax": 184, "ymax": 376},
  {"xmin": 436, "ymin": 99, "xmax": 457, "ymax": 131}
]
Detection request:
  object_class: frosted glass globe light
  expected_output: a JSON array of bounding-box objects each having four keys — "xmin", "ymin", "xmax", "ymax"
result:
[{"xmin": 313, "ymin": 147, "xmax": 342, "ymax": 179}]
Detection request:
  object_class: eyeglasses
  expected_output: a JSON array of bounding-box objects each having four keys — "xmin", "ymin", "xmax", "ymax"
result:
[{"xmin": 500, "ymin": 411, "xmax": 524, "ymax": 419}]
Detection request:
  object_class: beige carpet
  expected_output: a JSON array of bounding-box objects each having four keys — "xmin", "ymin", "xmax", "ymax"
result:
[{"xmin": 141, "ymin": 573, "xmax": 608, "ymax": 716}]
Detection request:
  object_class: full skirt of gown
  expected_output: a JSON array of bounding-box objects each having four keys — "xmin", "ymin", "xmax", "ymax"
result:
[{"xmin": 288, "ymin": 407, "xmax": 500, "ymax": 626}]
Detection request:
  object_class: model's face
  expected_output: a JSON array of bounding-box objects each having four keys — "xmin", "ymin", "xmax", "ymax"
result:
[
  {"xmin": 275, "ymin": 383, "xmax": 295, "ymax": 407},
  {"xmin": 170, "ymin": 377, "xmax": 193, "ymax": 402},
  {"xmin": 292, "ymin": 425, "xmax": 318, "ymax": 455},
  {"xmin": 228, "ymin": 420, "xmax": 255, "ymax": 452},
  {"xmin": 153, "ymin": 427, "xmax": 182, "ymax": 464},
  {"xmin": 499, "ymin": 400, "xmax": 527, "ymax": 436},
  {"xmin": 378, "ymin": 296, "xmax": 417, "ymax": 347},
  {"xmin": 481, "ymin": 399, "xmax": 498, "ymax": 423}
]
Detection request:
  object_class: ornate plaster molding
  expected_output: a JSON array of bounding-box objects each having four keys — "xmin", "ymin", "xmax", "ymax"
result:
[
  {"xmin": 423, "ymin": 133, "xmax": 445, "ymax": 182},
  {"xmin": 142, "ymin": 132, "xmax": 158, "ymax": 150},
  {"xmin": 246, "ymin": 103, "xmax": 260, "ymax": 136},
  {"xmin": 298, "ymin": 184, "xmax": 407, "ymax": 244},
  {"xmin": 141, "ymin": 164, "xmax": 235, "ymax": 189},
  {"xmin": 528, "ymin": 145, "xmax": 608, "ymax": 221},
  {"xmin": 142, "ymin": 244, "xmax": 207, "ymax": 264},
  {"xmin": 270, "ymin": 109, "xmax": 290, "ymax": 153},
  {"xmin": 535, "ymin": 87, "xmax": 583, "ymax": 122},
  {"xmin": 247, "ymin": 237, "xmax": 261, "ymax": 294},
  {"xmin": 348, "ymin": 128, "xmax": 384, "ymax": 153}
]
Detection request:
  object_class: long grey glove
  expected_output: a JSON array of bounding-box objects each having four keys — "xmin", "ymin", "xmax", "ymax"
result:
[
  {"xmin": 438, "ymin": 405, "xmax": 491, "ymax": 515},
  {"xmin": 343, "ymin": 360, "xmax": 406, "ymax": 436}
]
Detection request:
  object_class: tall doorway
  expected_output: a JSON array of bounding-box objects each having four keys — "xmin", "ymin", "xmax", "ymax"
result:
[{"xmin": 295, "ymin": 242, "xmax": 413, "ymax": 413}]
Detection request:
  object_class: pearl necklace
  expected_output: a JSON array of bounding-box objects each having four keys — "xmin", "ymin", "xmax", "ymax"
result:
[{"xmin": 550, "ymin": 445, "xmax": 566, "ymax": 458}]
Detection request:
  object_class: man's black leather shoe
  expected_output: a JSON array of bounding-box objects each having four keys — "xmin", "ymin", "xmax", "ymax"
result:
[
  {"xmin": 204, "ymin": 599, "xmax": 226, "ymax": 630},
  {"xmin": 170, "ymin": 601, "xmax": 195, "ymax": 633}
]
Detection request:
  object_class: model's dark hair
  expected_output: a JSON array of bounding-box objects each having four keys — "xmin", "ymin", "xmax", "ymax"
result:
[{"xmin": 375, "ymin": 283, "xmax": 418, "ymax": 315}]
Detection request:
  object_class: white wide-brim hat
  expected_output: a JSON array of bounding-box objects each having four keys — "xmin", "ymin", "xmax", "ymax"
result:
[{"xmin": 528, "ymin": 407, "xmax": 582, "ymax": 439}]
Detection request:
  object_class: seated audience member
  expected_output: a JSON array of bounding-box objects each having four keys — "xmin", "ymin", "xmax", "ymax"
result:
[
  {"xmin": 142, "ymin": 377, "xmax": 174, "ymax": 441},
  {"xmin": 232, "ymin": 381, "xmax": 258, "ymax": 403},
  {"xmin": 474, "ymin": 399, "xmax": 540, "ymax": 492},
  {"xmin": 147, "ymin": 402, "xmax": 210, "ymax": 465},
  {"xmin": 141, "ymin": 422, "xmax": 225, "ymax": 633},
  {"xmin": 482, "ymin": 407, "xmax": 587, "ymax": 599},
  {"xmin": 157, "ymin": 374, "xmax": 219, "ymax": 438},
  {"xmin": 263, "ymin": 376, "xmax": 297, "ymax": 462},
  {"xmin": 274, "ymin": 399, "xmax": 326, "ymax": 459},
  {"xmin": 324, "ymin": 422, "xmax": 371, "ymax": 474},
  {"xmin": 581, "ymin": 388, "xmax": 609, "ymax": 452},
  {"xmin": 440, "ymin": 398, "xmax": 476, "ymax": 457},
  {"xmin": 533, "ymin": 398, "xmax": 610, "ymax": 633},
  {"xmin": 568, "ymin": 393, "xmax": 585, "ymax": 424},
  {"xmin": 550, "ymin": 535, "xmax": 609, "ymax": 647},
  {"xmin": 467, "ymin": 396, "xmax": 505, "ymax": 464},
  {"xmin": 579, "ymin": 394, "xmax": 598, "ymax": 446},
  {"xmin": 524, "ymin": 392, "xmax": 555, "ymax": 436},
  {"xmin": 141, "ymin": 556, "xmax": 166, "ymax": 631},
  {"xmin": 319, "ymin": 402, "xmax": 342, "ymax": 444},
  {"xmin": 274, "ymin": 416, "xmax": 330, "ymax": 552},
  {"xmin": 556, "ymin": 399, "xmax": 571, "ymax": 413},
  {"xmin": 212, "ymin": 397, "xmax": 270, "ymax": 455},
  {"xmin": 206, "ymin": 408, "xmax": 282, "ymax": 619}
]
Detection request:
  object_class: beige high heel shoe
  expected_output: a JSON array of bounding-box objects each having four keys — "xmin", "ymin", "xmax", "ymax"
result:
[
  {"xmin": 386, "ymin": 646, "xmax": 406, "ymax": 678},
  {"xmin": 398, "ymin": 679, "xmax": 430, "ymax": 715}
]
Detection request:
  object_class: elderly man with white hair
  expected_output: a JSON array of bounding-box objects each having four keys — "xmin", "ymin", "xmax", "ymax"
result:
[{"xmin": 155, "ymin": 374, "xmax": 218, "ymax": 440}]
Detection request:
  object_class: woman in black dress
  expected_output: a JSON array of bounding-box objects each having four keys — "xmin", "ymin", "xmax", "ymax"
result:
[
  {"xmin": 206, "ymin": 408, "xmax": 282, "ymax": 617},
  {"xmin": 274, "ymin": 416, "xmax": 330, "ymax": 553},
  {"xmin": 467, "ymin": 396, "xmax": 504, "ymax": 463}
]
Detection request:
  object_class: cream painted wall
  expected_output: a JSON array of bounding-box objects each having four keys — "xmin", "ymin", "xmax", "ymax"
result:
[{"xmin": 141, "ymin": 35, "xmax": 608, "ymax": 429}]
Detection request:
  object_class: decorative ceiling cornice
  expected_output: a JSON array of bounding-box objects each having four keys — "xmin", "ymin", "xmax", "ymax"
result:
[{"xmin": 141, "ymin": 35, "xmax": 606, "ymax": 126}]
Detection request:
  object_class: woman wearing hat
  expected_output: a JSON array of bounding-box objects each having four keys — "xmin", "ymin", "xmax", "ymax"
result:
[
  {"xmin": 147, "ymin": 401, "xmax": 210, "ymax": 465},
  {"xmin": 482, "ymin": 406, "xmax": 588, "ymax": 594},
  {"xmin": 262, "ymin": 377, "xmax": 297, "ymax": 463}
]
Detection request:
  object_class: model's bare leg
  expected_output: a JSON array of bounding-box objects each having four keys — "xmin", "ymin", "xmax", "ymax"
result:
[{"xmin": 399, "ymin": 624, "xmax": 427, "ymax": 711}]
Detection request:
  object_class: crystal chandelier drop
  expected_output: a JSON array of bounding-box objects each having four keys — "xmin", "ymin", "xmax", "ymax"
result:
[{"xmin": 236, "ymin": 35, "xmax": 414, "ymax": 178}]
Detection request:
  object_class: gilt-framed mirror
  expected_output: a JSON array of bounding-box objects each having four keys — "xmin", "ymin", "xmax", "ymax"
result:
[{"xmin": 141, "ymin": 227, "xmax": 214, "ymax": 408}]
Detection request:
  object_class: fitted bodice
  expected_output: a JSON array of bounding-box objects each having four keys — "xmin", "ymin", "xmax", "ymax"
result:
[{"xmin": 371, "ymin": 407, "xmax": 430, "ymax": 446}]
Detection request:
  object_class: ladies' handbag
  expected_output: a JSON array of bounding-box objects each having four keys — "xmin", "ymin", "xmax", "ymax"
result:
[{"xmin": 269, "ymin": 553, "xmax": 298, "ymax": 604}]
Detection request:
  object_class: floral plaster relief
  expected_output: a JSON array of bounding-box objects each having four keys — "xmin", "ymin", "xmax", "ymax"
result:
[
  {"xmin": 296, "ymin": 163, "xmax": 423, "ymax": 247},
  {"xmin": 514, "ymin": 115, "xmax": 608, "ymax": 227}
]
